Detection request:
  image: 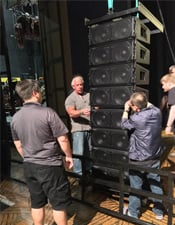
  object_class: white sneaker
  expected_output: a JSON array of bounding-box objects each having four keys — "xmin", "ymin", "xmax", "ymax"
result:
[
  {"xmin": 155, "ymin": 214, "xmax": 163, "ymax": 220},
  {"xmin": 123, "ymin": 207, "xmax": 138, "ymax": 218},
  {"xmin": 123, "ymin": 207, "xmax": 128, "ymax": 215}
]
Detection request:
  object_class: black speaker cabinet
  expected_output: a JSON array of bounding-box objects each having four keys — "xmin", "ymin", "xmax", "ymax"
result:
[
  {"xmin": 89, "ymin": 16, "xmax": 150, "ymax": 46},
  {"xmin": 89, "ymin": 63, "xmax": 149, "ymax": 87},
  {"xmin": 91, "ymin": 128, "xmax": 129, "ymax": 150},
  {"xmin": 92, "ymin": 147, "xmax": 128, "ymax": 167},
  {"xmin": 91, "ymin": 109, "xmax": 123, "ymax": 129},
  {"xmin": 92, "ymin": 165, "xmax": 124, "ymax": 180},
  {"xmin": 89, "ymin": 39, "xmax": 150, "ymax": 66},
  {"xmin": 90, "ymin": 86, "xmax": 149, "ymax": 108},
  {"xmin": 90, "ymin": 86, "xmax": 133, "ymax": 108}
]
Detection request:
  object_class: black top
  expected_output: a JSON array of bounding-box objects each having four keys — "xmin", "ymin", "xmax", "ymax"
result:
[{"xmin": 11, "ymin": 102, "xmax": 68, "ymax": 166}]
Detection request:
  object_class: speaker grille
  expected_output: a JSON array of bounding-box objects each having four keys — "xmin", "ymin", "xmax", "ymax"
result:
[
  {"xmin": 90, "ymin": 86, "xmax": 134, "ymax": 108},
  {"xmin": 92, "ymin": 165, "xmax": 121, "ymax": 179},
  {"xmin": 91, "ymin": 109, "xmax": 123, "ymax": 129},
  {"xmin": 92, "ymin": 147, "xmax": 128, "ymax": 167},
  {"xmin": 91, "ymin": 128, "xmax": 129, "ymax": 150},
  {"xmin": 89, "ymin": 63, "xmax": 149, "ymax": 87},
  {"xmin": 89, "ymin": 39, "xmax": 150, "ymax": 66},
  {"xmin": 89, "ymin": 16, "xmax": 150, "ymax": 46},
  {"xmin": 89, "ymin": 39, "xmax": 134, "ymax": 65}
]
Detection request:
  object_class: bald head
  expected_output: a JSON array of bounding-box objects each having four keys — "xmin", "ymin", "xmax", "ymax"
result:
[{"xmin": 130, "ymin": 92, "xmax": 148, "ymax": 109}]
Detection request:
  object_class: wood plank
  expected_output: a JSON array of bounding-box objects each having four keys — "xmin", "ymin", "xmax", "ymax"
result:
[
  {"xmin": 1, "ymin": 130, "xmax": 174, "ymax": 224},
  {"xmin": 0, "ymin": 178, "xmax": 175, "ymax": 225}
]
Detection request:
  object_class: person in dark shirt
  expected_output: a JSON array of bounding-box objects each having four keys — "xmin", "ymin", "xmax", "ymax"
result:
[
  {"xmin": 160, "ymin": 74, "xmax": 175, "ymax": 134},
  {"xmin": 11, "ymin": 79, "xmax": 73, "ymax": 225},
  {"xmin": 160, "ymin": 65, "xmax": 175, "ymax": 128}
]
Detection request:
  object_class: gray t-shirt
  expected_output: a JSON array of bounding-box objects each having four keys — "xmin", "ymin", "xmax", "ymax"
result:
[
  {"xmin": 65, "ymin": 91, "xmax": 91, "ymax": 132},
  {"xmin": 11, "ymin": 102, "xmax": 68, "ymax": 166}
]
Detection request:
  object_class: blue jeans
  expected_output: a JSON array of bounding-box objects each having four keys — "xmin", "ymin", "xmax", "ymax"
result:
[
  {"xmin": 128, "ymin": 160, "xmax": 164, "ymax": 218},
  {"xmin": 72, "ymin": 131, "xmax": 91, "ymax": 175}
]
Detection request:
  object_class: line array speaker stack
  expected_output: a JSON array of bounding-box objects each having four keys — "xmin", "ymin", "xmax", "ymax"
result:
[{"xmin": 88, "ymin": 16, "xmax": 150, "ymax": 180}]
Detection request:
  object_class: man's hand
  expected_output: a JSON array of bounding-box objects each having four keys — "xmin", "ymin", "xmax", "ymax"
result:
[
  {"xmin": 165, "ymin": 126, "xmax": 174, "ymax": 135},
  {"xmin": 57, "ymin": 135, "xmax": 74, "ymax": 169},
  {"xmin": 122, "ymin": 99, "xmax": 131, "ymax": 119},
  {"xmin": 81, "ymin": 108, "xmax": 90, "ymax": 116},
  {"xmin": 124, "ymin": 100, "xmax": 132, "ymax": 112},
  {"xmin": 64, "ymin": 156, "xmax": 74, "ymax": 169}
]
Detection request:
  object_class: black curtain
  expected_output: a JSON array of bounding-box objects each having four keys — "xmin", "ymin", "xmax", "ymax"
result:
[{"xmin": 143, "ymin": 1, "xmax": 175, "ymax": 106}]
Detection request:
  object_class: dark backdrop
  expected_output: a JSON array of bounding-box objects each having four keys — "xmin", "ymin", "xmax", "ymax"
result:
[{"xmin": 67, "ymin": 0, "xmax": 175, "ymax": 107}]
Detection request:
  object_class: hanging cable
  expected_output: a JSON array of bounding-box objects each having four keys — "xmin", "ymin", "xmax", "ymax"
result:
[{"xmin": 156, "ymin": 0, "xmax": 175, "ymax": 64}]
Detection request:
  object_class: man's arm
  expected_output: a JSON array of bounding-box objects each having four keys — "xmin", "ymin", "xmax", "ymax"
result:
[
  {"xmin": 165, "ymin": 105, "xmax": 175, "ymax": 134},
  {"xmin": 160, "ymin": 95, "xmax": 168, "ymax": 111},
  {"xmin": 13, "ymin": 140, "xmax": 24, "ymax": 158},
  {"xmin": 57, "ymin": 134, "xmax": 73, "ymax": 169},
  {"xmin": 66, "ymin": 106, "xmax": 90, "ymax": 118}
]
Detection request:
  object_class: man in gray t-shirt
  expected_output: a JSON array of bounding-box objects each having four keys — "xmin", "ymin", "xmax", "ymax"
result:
[{"xmin": 65, "ymin": 75, "xmax": 91, "ymax": 175}]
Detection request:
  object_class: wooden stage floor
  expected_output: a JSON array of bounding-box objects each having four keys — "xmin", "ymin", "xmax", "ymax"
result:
[
  {"xmin": 0, "ymin": 133, "xmax": 175, "ymax": 225},
  {"xmin": 0, "ymin": 174, "xmax": 175, "ymax": 225}
]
